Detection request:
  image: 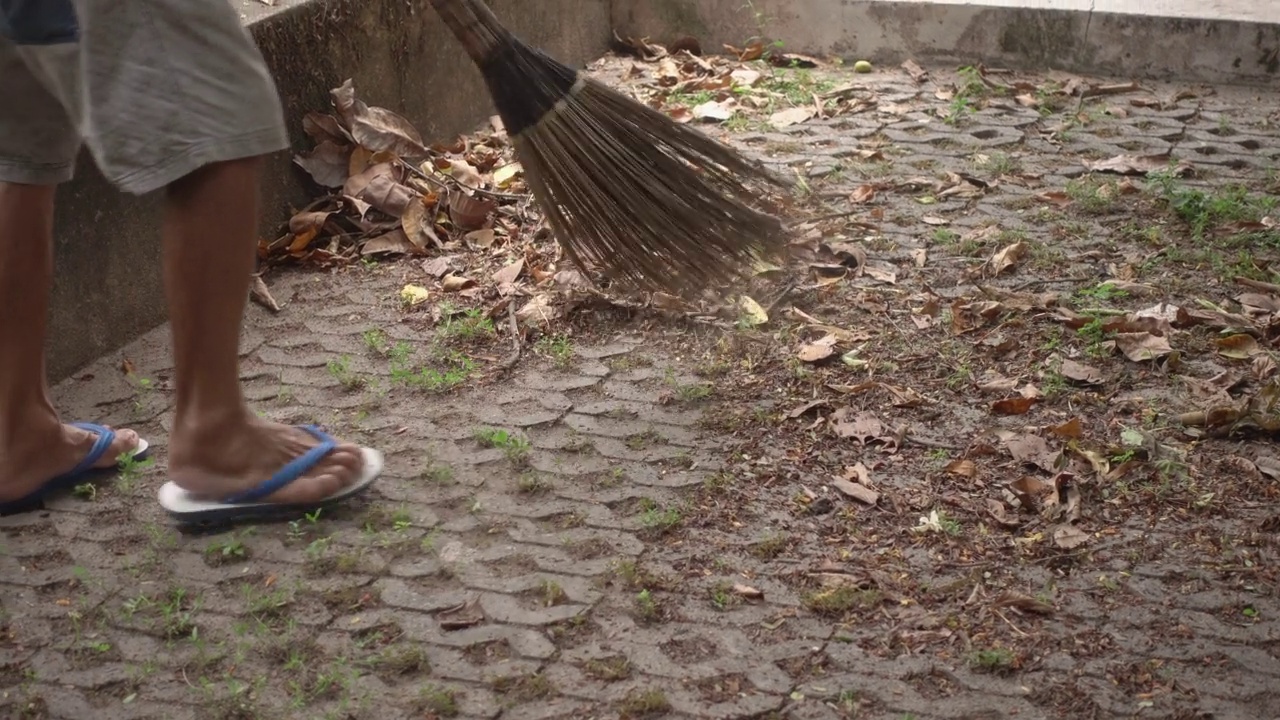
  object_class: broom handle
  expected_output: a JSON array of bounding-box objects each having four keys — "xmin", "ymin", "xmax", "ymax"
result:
[{"xmin": 428, "ymin": 0, "xmax": 511, "ymax": 64}]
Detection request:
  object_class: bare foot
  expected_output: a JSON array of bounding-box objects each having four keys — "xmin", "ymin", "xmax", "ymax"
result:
[
  {"xmin": 168, "ymin": 414, "xmax": 366, "ymax": 504},
  {"xmin": 0, "ymin": 421, "xmax": 144, "ymax": 503}
]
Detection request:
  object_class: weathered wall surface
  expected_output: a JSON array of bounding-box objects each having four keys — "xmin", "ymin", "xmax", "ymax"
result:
[{"xmin": 611, "ymin": 0, "xmax": 1279, "ymax": 86}]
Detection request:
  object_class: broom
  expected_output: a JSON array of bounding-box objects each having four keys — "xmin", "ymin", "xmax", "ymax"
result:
[{"xmin": 427, "ymin": 0, "xmax": 792, "ymax": 296}]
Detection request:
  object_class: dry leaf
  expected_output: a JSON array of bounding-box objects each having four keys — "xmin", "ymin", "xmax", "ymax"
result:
[
  {"xmin": 692, "ymin": 99, "xmax": 735, "ymax": 121},
  {"xmin": 1216, "ymin": 334, "xmax": 1259, "ymax": 360},
  {"xmin": 832, "ymin": 477, "xmax": 879, "ymax": 505},
  {"xmin": 987, "ymin": 499, "xmax": 1022, "ymax": 528},
  {"xmin": 1049, "ymin": 418, "xmax": 1083, "ymax": 439},
  {"xmin": 992, "ymin": 397, "xmax": 1037, "ymax": 416},
  {"xmin": 493, "ymin": 258, "xmax": 525, "ymax": 285},
  {"xmin": 294, "ymin": 140, "xmax": 351, "ymax": 188},
  {"xmin": 850, "ymin": 184, "xmax": 877, "ymax": 203},
  {"xmin": 798, "ymin": 334, "xmax": 838, "ymax": 363},
  {"xmin": 1060, "ymin": 358, "xmax": 1104, "ymax": 384},
  {"xmin": 991, "ymin": 592, "xmax": 1055, "ymax": 615},
  {"xmin": 343, "ymin": 163, "xmax": 415, "ymax": 218},
  {"xmin": 989, "ymin": 242, "xmax": 1027, "ymax": 275},
  {"xmin": 399, "ymin": 284, "xmax": 430, "ymax": 306},
  {"xmin": 1083, "ymin": 153, "xmax": 1192, "ymax": 177},
  {"xmin": 769, "ymin": 106, "xmax": 816, "ymax": 128},
  {"xmin": 1113, "ymin": 332, "xmax": 1173, "ymax": 362},
  {"xmin": 732, "ymin": 584, "xmax": 764, "ymax": 601},
  {"xmin": 738, "ymin": 296, "xmax": 769, "ymax": 326},
  {"xmin": 1009, "ymin": 476, "xmax": 1051, "ymax": 509},
  {"xmin": 442, "ymin": 274, "xmax": 475, "ymax": 292},
  {"xmin": 465, "ymin": 228, "xmax": 496, "ymax": 248},
  {"xmin": 1052, "ymin": 525, "xmax": 1089, "ymax": 549},
  {"xmin": 831, "ymin": 409, "xmax": 885, "ymax": 446},
  {"xmin": 436, "ymin": 597, "xmax": 486, "ymax": 630},
  {"xmin": 1006, "ymin": 434, "xmax": 1061, "ymax": 473}
]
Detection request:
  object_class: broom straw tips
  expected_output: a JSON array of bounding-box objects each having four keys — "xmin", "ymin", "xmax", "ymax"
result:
[{"xmin": 430, "ymin": 0, "xmax": 791, "ymax": 295}]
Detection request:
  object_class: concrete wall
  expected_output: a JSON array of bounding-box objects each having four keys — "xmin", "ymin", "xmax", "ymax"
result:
[
  {"xmin": 46, "ymin": 0, "xmax": 610, "ymax": 382},
  {"xmin": 611, "ymin": 0, "xmax": 1280, "ymax": 86}
]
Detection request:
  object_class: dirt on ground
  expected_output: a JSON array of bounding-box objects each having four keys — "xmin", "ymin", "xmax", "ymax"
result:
[{"xmin": 3, "ymin": 44, "xmax": 1280, "ymax": 720}]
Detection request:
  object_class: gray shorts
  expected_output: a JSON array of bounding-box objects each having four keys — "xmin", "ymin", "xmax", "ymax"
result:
[{"xmin": 0, "ymin": 0, "xmax": 289, "ymax": 195}]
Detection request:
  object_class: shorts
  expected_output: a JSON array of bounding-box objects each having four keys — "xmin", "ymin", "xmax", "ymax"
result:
[{"xmin": 0, "ymin": 0, "xmax": 289, "ymax": 195}]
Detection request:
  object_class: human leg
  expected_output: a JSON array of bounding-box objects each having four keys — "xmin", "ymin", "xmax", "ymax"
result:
[
  {"xmin": 66, "ymin": 0, "xmax": 380, "ymax": 519},
  {"xmin": 0, "ymin": 28, "xmax": 144, "ymax": 513}
]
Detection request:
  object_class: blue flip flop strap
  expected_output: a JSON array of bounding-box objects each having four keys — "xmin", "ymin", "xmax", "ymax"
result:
[
  {"xmin": 62, "ymin": 422, "xmax": 117, "ymax": 478},
  {"xmin": 220, "ymin": 425, "xmax": 338, "ymax": 505}
]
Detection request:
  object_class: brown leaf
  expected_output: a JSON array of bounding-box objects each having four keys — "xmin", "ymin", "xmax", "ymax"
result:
[
  {"xmin": 517, "ymin": 294, "xmax": 562, "ymax": 325},
  {"xmin": 1052, "ymin": 524, "xmax": 1089, "ymax": 549},
  {"xmin": 1254, "ymin": 354, "xmax": 1278, "ymax": 381},
  {"xmin": 769, "ymin": 106, "xmax": 815, "ymax": 128},
  {"xmin": 786, "ymin": 400, "xmax": 829, "ymax": 419},
  {"xmin": 1113, "ymin": 332, "xmax": 1173, "ymax": 362},
  {"xmin": 449, "ymin": 192, "xmax": 497, "ymax": 231},
  {"xmin": 732, "ymin": 584, "xmax": 764, "ymax": 601},
  {"xmin": 831, "ymin": 409, "xmax": 884, "ymax": 446},
  {"xmin": 1083, "ymin": 153, "xmax": 1192, "ymax": 177},
  {"xmin": 850, "ymin": 184, "xmax": 877, "ymax": 203},
  {"xmin": 493, "ymin": 258, "xmax": 525, "ymax": 285},
  {"xmin": 1061, "ymin": 358, "xmax": 1104, "ymax": 384},
  {"xmin": 992, "ymin": 397, "xmax": 1037, "ymax": 416},
  {"xmin": 421, "ymin": 256, "xmax": 456, "ymax": 278},
  {"xmin": 832, "ymin": 477, "xmax": 879, "ymax": 505},
  {"xmin": 1216, "ymin": 333, "xmax": 1259, "ymax": 360},
  {"xmin": 901, "ymin": 59, "xmax": 929, "ymax": 83},
  {"xmin": 361, "ymin": 230, "xmax": 418, "ymax": 256},
  {"xmin": 248, "ymin": 277, "xmax": 283, "ymax": 312},
  {"xmin": 1006, "ymin": 434, "xmax": 1061, "ymax": 473},
  {"xmin": 442, "ymin": 274, "xmax": 475, "ymax": 292},
  {"xmin": 944, "ymin": 459, "xmax": 977, "ymax": 478},
  {"xmin": 465, "ymin": 228, "xmax": 496, "ymax": 248},
  {"xmin": 330, "ymin": 79, "xmax": 428, "ymax": 158},
  {"xmin": 400, "ymin": 197, "xmax": 441, "ymax": 250},
  {"xmin": 1049, "ymin": 418, "xmax": 1083, "ymax": 439},
  {"xmin": 989, "ymin": 242, "xmax": 1026, "ymax": 275},
  {"xmin": 436, "ymin": 597, "xmax": 486, "ymax": 630},
  {"xmin": 1009, "ymin": 476, "xmax": 1051, "ymax": 510},
  {"xmin": 294, "ymin": 140, "xmax": 352, "ymax": 188},
  {"xmin": 798, "ymin": 334, "xmax": 838, "ymax": 363},
  {"xmin": 986, "ymin": 499, "xmax": 1022, "ymax": 528},
  {"xmin": 343, "ymin": 163, "xmax": 415, "ymax": 218},
  {"xmin": 991, "ymin": 592, "xmax": 1055, "ymax": 615},
  {"xmin": 302, "ymin": 111, "xmax": 350, "ymax": 145}
]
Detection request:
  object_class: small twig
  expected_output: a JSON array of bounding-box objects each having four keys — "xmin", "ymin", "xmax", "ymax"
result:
[
  {"xmin": 793, "ymin": 209, "xmax": 872, "ymax": 226},
  {"xmin": 992, "ymin": 607, "xmax": 1029, "ymax": 637},
  {"xmin": 902, "ymin": 433, "xmax": 962, "ymax": 451},
  {"xmin": 763, "ymin": 281, "xmax": 797, "ymax": 317},
  {"xmin": 1011, "ymin": 275, "xmax": 1091, "ymax": 292},
  {"xmin": 1234, "ymin": 276, "xmax": 1280, "ymax": 295},
  {"xmin": 495, "ymin": 300, "xmax": 522, "ymax": 372},
  {"xmin": 397, "ymin": 156, "xmax": 525, "ymax": 201}
]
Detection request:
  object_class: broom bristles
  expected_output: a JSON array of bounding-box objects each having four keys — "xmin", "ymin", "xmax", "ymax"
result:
[{"xmin": 430, "ymin": 0, "xmax": 792, "ymax": 296}]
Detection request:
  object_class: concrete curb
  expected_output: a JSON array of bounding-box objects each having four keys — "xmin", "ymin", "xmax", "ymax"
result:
[
  {"xmin": 612, "ymin": 0, "xmax": 1279, "ymax": 87},
  {"xmin": 47, "ymin": 0, "xmax": 610, "ymax": 382}
]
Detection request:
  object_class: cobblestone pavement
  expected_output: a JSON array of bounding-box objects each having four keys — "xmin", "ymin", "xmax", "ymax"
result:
[{"xmin": 3, "ymin": 60, "xmax": 1280, "ymax": 720}]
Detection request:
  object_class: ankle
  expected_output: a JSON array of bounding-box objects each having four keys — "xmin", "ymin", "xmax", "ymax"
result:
[
  {"xmin": 171, "ymin": 403, "xmax": 256, "ymax": 448},
  {"xmin": 0, "ymin": 401, "xmax": 60, "ymax": 449}
]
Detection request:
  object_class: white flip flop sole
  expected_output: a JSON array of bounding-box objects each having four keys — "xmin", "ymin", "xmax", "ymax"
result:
[{"xmin": 156, "ymin": 446, "xmax": 384, "ymax": 526}]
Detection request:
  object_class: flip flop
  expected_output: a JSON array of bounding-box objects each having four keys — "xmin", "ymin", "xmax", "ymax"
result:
[
  {"xmin": 0, "ymin": 422, "xmax": 151, "ymax": 516},
  {"xmin": 156, "ymin": 424, "xmax": 383, "ymax": 527}
]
